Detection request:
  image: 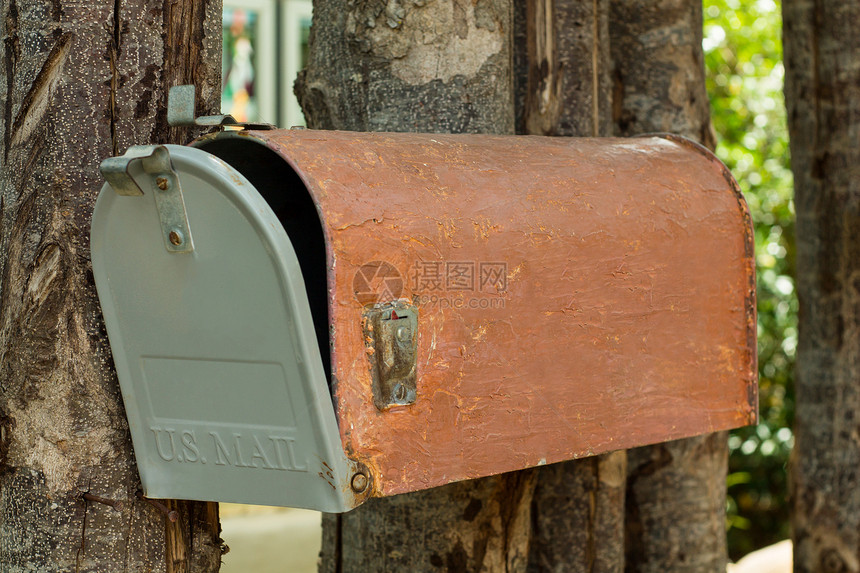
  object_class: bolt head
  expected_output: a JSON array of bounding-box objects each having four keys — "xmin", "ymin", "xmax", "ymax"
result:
[
  {"xmin": 168, "ymin": 230, "xmax": 183, "ymax": 246},
  {"xmin": 350, "ymin": 472, "xmax": 369, "ymax": 493},
  {"xmin": 396, "ymin": 326, "xmax": 411, "ymax": 342},
  {"xmin": 156, "ymin": 176, "xmax": 169, "ymax": 191}
]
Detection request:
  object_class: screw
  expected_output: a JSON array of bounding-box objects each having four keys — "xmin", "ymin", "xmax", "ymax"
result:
[
  {"xmin": 136, "ymin": 491, "xmax": 179, "ymax": 522},
  {"xmin": 156, "ymin": 176, "xmax": 169, "ymax": 191},
  {"xmin": 82, "ymin": 492, "xmax": 125, "ymax": 512},
  {"xmin": 396, "ymin": 326, "xmax": 411, "ymax": 342},
  {"xmin": 168, "ymin": 230, "xmax": 183, "ymax": 246},
  {"xmin": 350, "ymin": 472, "xmax": 369, "ymax": 493},
  {"xmin": 393, "ymin": 383, "xmax": 407, "ymax": 402}
]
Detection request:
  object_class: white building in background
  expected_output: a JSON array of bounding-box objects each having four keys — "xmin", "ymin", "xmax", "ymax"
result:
[{"xmin": 223, "ymin": 0, "xmax": 313, "ymax": 127}]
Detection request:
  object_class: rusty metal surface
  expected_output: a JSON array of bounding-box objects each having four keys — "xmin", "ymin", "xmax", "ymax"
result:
[{"xmin": 202, "ymin": 129, "xmax": 757, "ymax": 498}]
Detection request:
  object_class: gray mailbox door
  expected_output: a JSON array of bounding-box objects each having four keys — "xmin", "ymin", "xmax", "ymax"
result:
[{"xmin": 91, "ymin": 145, "xmax": 359, "ymax": 512}]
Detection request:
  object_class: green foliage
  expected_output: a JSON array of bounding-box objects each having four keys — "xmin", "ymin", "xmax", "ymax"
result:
[{"xmin": 703, "ymin": 0, "xmax": 796, "ymax": 560}]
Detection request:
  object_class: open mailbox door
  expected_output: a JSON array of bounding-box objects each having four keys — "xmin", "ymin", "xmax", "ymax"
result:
[{"xmin": 90, "ymin": 129, "xmax": 757, "ymax": 512}]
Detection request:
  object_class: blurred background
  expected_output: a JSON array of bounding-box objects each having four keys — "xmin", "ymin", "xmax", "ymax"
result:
[
  {"xmin": 221, "ymin": 0, "xmax": 311, "ymax": 128},
  {"xmin": 218, "ymin": 0, "xmax": 795, "ymax": 567},
  {"xmin": 703, "ymin": 0, "xmax": 795, "ymax": 561}
]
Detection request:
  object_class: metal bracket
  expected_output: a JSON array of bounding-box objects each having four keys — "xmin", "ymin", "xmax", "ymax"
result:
[
  {"xmin": 99, "ymin": 146, "xmax": 194, "ymax": 254},
  {"xmin": 363, "ymin": 302, "xmax": 418, "ymax": 410},
  {"xmin": 167, "ymin": 85, "xmax": 237, "ymax": 128},
  {"xmin": 167, "ymin": 85, "xmax": 275, "ymax": 130}
]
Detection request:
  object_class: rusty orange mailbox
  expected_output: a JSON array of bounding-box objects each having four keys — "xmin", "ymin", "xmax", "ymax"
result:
[{"xmin": 91, "ymin": 125, "xmax": 756, "ymax": 512}]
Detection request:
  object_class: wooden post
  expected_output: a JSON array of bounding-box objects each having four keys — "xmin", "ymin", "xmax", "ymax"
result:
[
  {"xmin": 519, "ymin": 1, "xmax": 626, "ymax": 571},
  {"xmin": 296, "ymin": 0, "xmax": 543, "ymax": 570}
]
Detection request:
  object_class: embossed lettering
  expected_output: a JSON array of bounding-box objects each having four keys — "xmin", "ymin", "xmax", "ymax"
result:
[
  {"xmin": 181, "ymin": 430, "xmax": 200, "ymax": 463},
  {"xmin": 269, "ymin": 436, "xmax": 308, "ymax": 471},
  {"xmin": 200, "ymin": 430, "xmax": 308, "ymax": 472},
  {"xmin": 210, "ymin": 431, "xmax": 232, "ymax": 466},
  {"xmin": 249, "ymin": 435, "xmax": 275, "ymax": 469},
  {"xmin": 210, "ymin": 431, "xmax": 254, "ymax": 467},
  {"xmin": 231, "ymin": 433, "xmax": 252, "ymax": 468},
  {"xmin": 151, "ymin": 427, "xmax": 176, "ymax": 461}
]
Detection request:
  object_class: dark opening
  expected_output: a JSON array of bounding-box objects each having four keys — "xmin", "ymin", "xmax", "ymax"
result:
[{"xmin": 197, "ymin": 138, "xmax": 331, "ymax": 383}]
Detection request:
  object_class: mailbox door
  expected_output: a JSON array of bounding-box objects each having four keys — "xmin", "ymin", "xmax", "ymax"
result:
[{"xmin": 91, "ymin": 145, "xmax": 362, "ymax": 512}]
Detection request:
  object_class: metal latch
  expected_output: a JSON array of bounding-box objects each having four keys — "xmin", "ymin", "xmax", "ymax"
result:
[
  {"xmin": 363, "ymin": 303, "xmax": 418, "ymax": 410},
  {"xmin": 99, "ymin": 145, "xmax": 194, "ymax": 254}
]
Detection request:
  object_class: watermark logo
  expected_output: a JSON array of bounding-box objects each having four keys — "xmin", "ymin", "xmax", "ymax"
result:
[
  {"xmin": 355, "ymin": 259, "xmax": 508, "ymax": 308},
  {"xmin": 412, "ymin": 261, "xmax": 507, "ymax": 293},
  {"xmin": 353, "ymin": 260, "xmax": 404, "ymax": 305}
]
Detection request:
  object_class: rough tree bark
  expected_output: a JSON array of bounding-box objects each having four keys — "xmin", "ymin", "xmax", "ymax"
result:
[
  {"xmin": 519, "ymin": 0, "xmax": 612, "ymax": 137},
  {"xmin": 518, "ymin": 1, "xmax": 627, "ymax": 572},
  {"xmin": 609, "ymin": 2, "xmax": 726, "ymax": 572},
  {"xmin": 295, "ymin": 0, "xmax": 513, "ymax": 133},
  {"xmin": 610, "ymin": 0, "xmax": 715, "ymax": 148},
  {"xmin": 0, "ymin": 1, "xmax": 223, "ymax": 571},
  {"xmin": 784, "ymin": 2, "xmax": 860, "ymax": 572}
]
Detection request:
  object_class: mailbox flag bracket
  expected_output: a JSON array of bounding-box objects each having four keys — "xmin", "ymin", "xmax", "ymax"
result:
[{"xmin": 99, "ymin": 145, "xmax": 195, "ymax": 254}]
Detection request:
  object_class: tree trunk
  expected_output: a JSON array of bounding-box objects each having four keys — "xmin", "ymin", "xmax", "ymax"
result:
[
  {"xmin": 295, "ymin": 0, "xmax": 513, "ymax": 134},
  {"xmin": 520, "ymin": 0, "xmax": 612, "ymax": 138},
  {"xmin": 609, "ymin": 0, "xmax": 715, "ymax": 148},
  {"xmin": 297, "ymin": 0, "xmax": 542, "ymax": 571},
  {"xmin": 527, "ymin": 453, "xmax": 626, "ymax": 573},
  {"xmin": 609, "ymin": 2, "xmax": 726, "ymax": 572},
  {"xmin": 0, "ymin": 1, "xmax": 223, "ymax": 571},
  {"xmin": 518, "ymin": 2, "xmax": 626, "ymax": 572},
  {"xmin": 783, "ymin": 2, "xmax": 860, "ymax": 572}
]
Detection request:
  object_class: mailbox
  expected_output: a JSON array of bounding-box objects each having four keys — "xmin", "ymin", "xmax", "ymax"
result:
[{"xmin": 91, "ymin": 127, "xmax": 757, "ymax": 512}]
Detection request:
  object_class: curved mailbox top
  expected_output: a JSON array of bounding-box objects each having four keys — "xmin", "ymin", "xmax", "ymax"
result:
[
  {"xmin": 91, "ymin": 145, "xmax": 366, "ymax": 512},
  {"xmin": 193, "ymin": 130, "xmax": 757, "ymax": 499}
]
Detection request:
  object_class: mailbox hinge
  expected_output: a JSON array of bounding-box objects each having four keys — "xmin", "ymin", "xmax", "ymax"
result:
[{"xmin": 99, "ymin": 145, "xmax": 194, "ymax": 253}]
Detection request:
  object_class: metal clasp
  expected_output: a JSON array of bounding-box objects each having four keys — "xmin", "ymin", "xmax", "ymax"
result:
[
  {"xmin": 99, "ymin": 145, "xmax": 194, "ymax": 254},
  {"xmin": 363, "ymin": 303, "xmax": 419, "ymax": 410}
]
